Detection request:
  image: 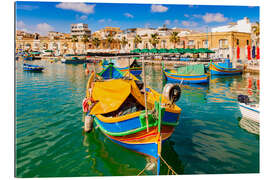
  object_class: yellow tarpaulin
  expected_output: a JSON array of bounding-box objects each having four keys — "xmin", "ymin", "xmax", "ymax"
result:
[{"xmin": 90, "ymin": 79, "xmax": 131, "ymax": 115}]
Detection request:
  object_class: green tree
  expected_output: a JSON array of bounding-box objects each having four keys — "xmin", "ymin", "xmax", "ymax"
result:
[
  {"xmin": 105, "ymin": 33, "xmax": 115, "ymax": 49},
  {"xmin": 149, "ymin": 33, "xmax": 160, "ymax": 48},
  {"xmin": 81, "ymin": 35, "xmax": 89, "ymax": 53},
  {"xmin": 71, "ymin": 35, "xmax": 78, "ymax": 54},
  {"xmin": 169, "ymin": 32, "xmax": 180, "ymax": 48},
  {"xmin": 92, "ymin": 37, "xmax": 101, "ymax": 49},
  {"xmin": 133, "ymin": 35, "xmax": 142, "ymax": 49},
  {"xmin": 120, "ymin": 36, "xmax": 128, "ymax": 50}
]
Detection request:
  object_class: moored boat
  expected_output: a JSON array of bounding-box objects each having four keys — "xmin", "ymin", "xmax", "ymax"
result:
[
  {"xmin": 23, "ymin": 55, "xmax": 33, "ymax": 61},
  {"xmin": 101, "ymin": 59, "xmax": 142, "ymax": 76},
  {"xmin": 210, "ymin": 59, "xmax": 242, "ymax": 75},
  {"xmin": 61, "ymin": 54, "xmax": 91, "ymax": 64},
  {"xmin": 238, "ymin": 95, "xmax": 259, "ymax": 123},
  {"xmin": 83, "ymin": 72, "xmax": 181, "ymax": 174},
  {"xmin": 23, "ymin": 63, "xmax": 44, "ymax": 72},
  {"xmin": 163, "ymin": 64, "xmax": 209, "ymax": 84}
]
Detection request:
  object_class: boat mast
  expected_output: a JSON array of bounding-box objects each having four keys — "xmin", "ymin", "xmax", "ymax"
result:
[{"xmin": 142, "ymin": 56, "xmax": 149, "ymax": 132}]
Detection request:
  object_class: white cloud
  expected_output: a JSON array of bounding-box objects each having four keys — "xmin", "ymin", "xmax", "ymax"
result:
[
  {"xmin": 193, "ymin": 14, "xmax": 202, "ymax": 18},
  {"xmin": 164, "ymin": 20, "xmax": 170, "ymax": 25},
  {"xmin": 145, "ymin": 23, "xmax": 151, "ymax": 28},
  {"xmin": 124, "ymin": 13, "xmax": 134, "ymax": 18},
  {"xmin": 17, "ymin": 20, "xmax": 26, "ymax": 29},
  {"xmin": 56, "ymin": 2, "xmax": 95, "ymax": 14},
  {"xmin": 202, "ymin": 13, "xmax": 228, "ymax": 23},
  {"xmin": 151, "ymin": 5, "xmax": 168, "ymax": 13},
  {"xmin": 17, "ymin": 5, "xmax": 39, "ymax": 11},
  {"xmin": 98, "ymin": 19, "xmax": 105, "ymax": 23},
  {"xmin": 181, "ymin": 21, "xmax": 198, "ymax": 27},
  {"xmin": 36, "ymin": 23, "xmax": 54, "ymax": 35},
  {"xmin": 184, "ymin": 14, "xmax": 189, "ymax": 18},
  {"xmin": 173, "ymin": 19, "xmax": 179, "ymax": 24},
  {"xmin": 98, "ymin": 19, "xmax": 112, "ymax": 23},
  {"xmin": 76, "ymin": 15, "xmax": 88, "ymax": 20}
]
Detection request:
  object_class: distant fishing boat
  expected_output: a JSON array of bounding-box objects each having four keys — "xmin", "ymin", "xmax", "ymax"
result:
[
  {"xmin": 83, "ymin": 72, "xmax": 181, "ymax": 174},
  {"xmin": 61, "ymin": 54, "xmax": 91, "ymax": 64},
  {"xmin": 23, "ymin": 55, "xmax": 33, "ymax": 61},
  {"xmin": 163, "ymin": 64, "xmax": 209, "ymax": 84},
  {"xmin": 210, "ymin": 59, "xmax": 242, "ymax": 75},
  {"xmin": 30, "ymin": 51, "xmax": 42, "ymax": 60},
  {"xmin": 23, "ymin": 63, "xmax": 44, "ymax": 72},
  {"xmin": 101, "ymin": 59, "xmax": 142, "ymax": 76},
  {"xmin": 238, "ymin": 95, "xmax": 259, "ymax": 123}
]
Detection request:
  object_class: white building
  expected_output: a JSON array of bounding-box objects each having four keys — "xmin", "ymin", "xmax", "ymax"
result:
[
  {"xmin": 70, "ymin": 23, "xmax": 91, "ymax": 38},
  {"xmin": 211, "ymin": 17, "xmax": 252, "ymax": 33}
]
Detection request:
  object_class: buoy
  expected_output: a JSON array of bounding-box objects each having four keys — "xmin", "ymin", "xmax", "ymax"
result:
[
  {"xmin": 84, "ymin": 115, "xmax": 93, "ymax": 133},
  {"xmin": 82, "ymin": 97, "xmax": 89, "ymax": 112},
  {"xmin": 85, "ymin": 68, "xmax": 89, "ymax": 76}
]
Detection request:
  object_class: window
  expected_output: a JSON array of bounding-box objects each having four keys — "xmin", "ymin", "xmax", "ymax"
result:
[
  {"xmin": 203, "ymin": 40, "xmax": 208, "ymax": 48},
  {"xmin": 188, "ymin": 40, "xmax": 195, "ymax": 46},
  {"xmin": 219, "ymin": 39, "xmax": 228, "ymax": 48}
]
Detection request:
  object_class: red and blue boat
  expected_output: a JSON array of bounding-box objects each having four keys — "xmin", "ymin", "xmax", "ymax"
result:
[
  {"xmin": 209, "ymin": 59, "xmax": 242, "ymax": 75},
  {"xmin": 163, "ymin": 64, "xmax": 209, "ymax": 84},
  {"xmin": 84, "ymin": 71, "xmax": 181, "ymax": 174}
]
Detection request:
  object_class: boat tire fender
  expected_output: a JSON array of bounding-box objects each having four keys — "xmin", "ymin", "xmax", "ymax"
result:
[{"xmin": 162, "ymin": 83, "xmax": 181, "ymax": 103}]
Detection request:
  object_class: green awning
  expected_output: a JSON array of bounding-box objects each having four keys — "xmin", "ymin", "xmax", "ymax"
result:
[{"xmin": 150, "ymin": 48, "xmax": 159, "ymax": 53}]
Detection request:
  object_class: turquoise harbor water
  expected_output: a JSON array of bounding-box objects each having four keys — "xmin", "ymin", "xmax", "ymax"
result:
[{"xmin": 16, "ymin": 60, "xmax": 259, "ymax": 177}]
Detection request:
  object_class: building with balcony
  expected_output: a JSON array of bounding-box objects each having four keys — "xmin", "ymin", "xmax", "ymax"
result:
[{"xmin": 70, "ymin": 23, "xmax": 91, "ymax": 38}]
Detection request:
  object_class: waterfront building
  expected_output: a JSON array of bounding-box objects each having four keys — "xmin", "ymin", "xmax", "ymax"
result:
[{"xmin": 70, "ymin": 23, "xmax": 91, "ymax": 39}]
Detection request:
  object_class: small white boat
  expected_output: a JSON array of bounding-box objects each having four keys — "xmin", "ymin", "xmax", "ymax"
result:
[{"xmin": 238, "ymin": 95, "xmax": 259, "ymax": 123}]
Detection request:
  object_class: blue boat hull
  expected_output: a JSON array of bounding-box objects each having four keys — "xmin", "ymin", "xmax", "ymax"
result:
[
  {"xmin": 23, "ymin": 64, "xmax": 44, "ymax": 72},
  {"xmin": 164, "ymin": 71, "xmax": 209, "ymax": 84},
  {"xmin": 210, "ymin": 63, "xmax": 242, "ymax": 75},
  {"xmin": 94, "ymin": 110, "xmax": 179, "ymax": 135},
  {"xmin": 118, "ymin": 67, "xmax": 142, "ymax": 76},
  {"xmin": 24, "ymin": 57, "xmax": 33, "ymax": 61}
]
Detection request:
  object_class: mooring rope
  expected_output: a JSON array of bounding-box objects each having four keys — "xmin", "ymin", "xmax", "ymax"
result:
[
  {"xmin": 137, "ymin": 155, "xmax": 178, "ymax": 176},
  {"xmin": 160, "ymin": 155, "xmax": 178, "ymax": 175},
  {"xmin": 137, "ymin": 165, "xmax": 148, "ymax": 176}
]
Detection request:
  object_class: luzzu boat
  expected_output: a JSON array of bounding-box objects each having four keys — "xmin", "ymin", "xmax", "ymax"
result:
[
  {"xmin": 209, "ymin": 59, "xmax": 242, "ymax": 75},
  {"xmin": 101, "ymin": 59, "xmax": 142, "ymax": 76},
  {"xmin": 23, "ymin": 63, "xmax": 44, "ymax": 72},
  {"xmin": 23, "ymin": 55, "xmax": 33, "ymax": 61},
  {"xmin": 163, "ymin": 64, "xmax": 209, "ymax": 84},
  {"xmin": 84, "ymin": 71, "xmax": 181, "ymax": 174}
]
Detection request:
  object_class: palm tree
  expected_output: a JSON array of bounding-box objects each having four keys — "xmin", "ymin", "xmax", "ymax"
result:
[
  {"xmin": 120, "ymin": 36, "xmax": 128, "ymax": 50},
  {"xmin": 92, "ymin": 37, "xmax": 101, "ymax": 49},
  {"xmin": 133, "ymin": 35, "xmax": 142, "ymax": 49},
  {"xmin": 81, "ymin": 35, "xmax": 89, "ymax": 53},
  {"xmin": 252, "ymin": 22, "xmax": 260, "ymax": 45},
  {"xmin": 169, "ymin": 32, "xmax": 180, "ymax": 48},
  {"xmin": 105, "ymin": 33, "xmax": 115, "ymax": 49},
  {"xmin": 149, "ymin": 33, "xmax": 160, "ymax": 48},
  {"xmin": 252, "ymin": 22, "xmax": 260, "ymax": 36},
  {"xmin": 71, "ymin": 35, "xmax": 78, "ymax": 54}
]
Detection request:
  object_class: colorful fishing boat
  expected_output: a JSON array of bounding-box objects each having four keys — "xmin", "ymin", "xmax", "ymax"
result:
[
  {"xmin": 23, "ymin": 63, "xmax": 44, "ymax": 72},
  {"xmin": 163, "ymin": 64, "xmax": 209, "ymax": 84},
  {"xmin": 23, "ymin": 54, "xmax": 33, "ymax": 61},
  {"xmin": 209, "ymin": 59, "xmax": 242, "ymax": 75},
  {"xmin": 101, "ymin": 59, "xmax": 142, "ymax": 76},
  {"xmin": 83, "ymin": 72, "xmax": 181, "ymax": 174},
  {"xmin": 238, "ymin": 95, "xmax": 259, "ymax": 123}
]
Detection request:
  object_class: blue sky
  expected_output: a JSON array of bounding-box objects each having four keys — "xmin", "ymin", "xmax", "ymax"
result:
[{"xmin": 15, "ymin": 1, "xmax": 259, "ymax": 35}]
